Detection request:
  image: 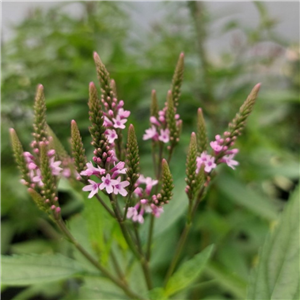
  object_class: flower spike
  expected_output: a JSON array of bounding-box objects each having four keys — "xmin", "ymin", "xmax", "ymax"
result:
[
  {"xmin": 157, "ymin": 159, "xmax": 174, "ymax": 204},
  {"xmin": 71, "ymin": 120, "xmax": 87, "ymax": 174},
  {"xmin": 150, "ymin": 90, "xmax": 159, "ymax": 118},
  {"xmin": 171, "ymin": 52, "xmax": 184, "ymax": 108},
  {"xmin": 126, "ymin": 124, "xmax": 140, "ymax": 193},
  {"xmin": 166, "ymin": 90, "xmax": 180, "ymax": 147},
  {"xmin": 228, "ymin": 83, "xmax": 261, "ymax": 140},
  {"xmin": 32, "ymin": 84, "xmax": 48, "ymax": 145},
  {"xmin": 10, "ymin": 128, "xmax": 30, "ymax": 185},
  {"xmin": 196, "ymin": 108, "xmax": 208, "ymax": 154}
]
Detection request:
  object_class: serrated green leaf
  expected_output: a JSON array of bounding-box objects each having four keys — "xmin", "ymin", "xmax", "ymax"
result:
[
  {"xmin": 246, "ymin": 185, "xmax": 300, "ymax": 300},
  {"xmin": 165, "ymin": 244, "xmax": 214, "ymax": 297},
  {"xmin": 1, "ymin": 254, "xmax": 84, "ymax": 286}
]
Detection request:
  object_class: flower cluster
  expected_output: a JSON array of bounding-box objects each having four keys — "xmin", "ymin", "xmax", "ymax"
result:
[
  {"xmin": 196, "ymin": 133, "xmax": 239, "ymax": 174},
  {"xmin": 22, "ymin": 146, "xmax": 62, "ymax": 188},
  {"xmin": 81, "ymin": 161, "xmax": 129, "ymax": 198},
  {"xmin": 126, "ymin": 175, "xmax": 164, "ymax": 224}
]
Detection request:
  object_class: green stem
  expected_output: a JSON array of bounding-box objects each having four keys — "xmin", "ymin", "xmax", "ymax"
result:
[
  {"xmin": 109, "ymin": 195, "xmax": 153, "ymax": 290},
  {"xmin": 146, "ymin": 214, "xmax": 155, "ymax": 261},
  {"xmin": 55, "ymin": 217, "xmax": 143, "ymax": 300},
  {"xmin": 163, "ymin": 186, "xmax": 206, "ymax": 287}
]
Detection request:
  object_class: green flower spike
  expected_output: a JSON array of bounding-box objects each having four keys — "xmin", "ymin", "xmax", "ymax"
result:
[
  {"xmin": 71, "ymin": 120, "xmax": 87, "ymax": 175},
  {"xmin": 185, "ymin": 132, "xmax": 200, "ymax": 201},
  {"xmin": 110, "ymin": 79, "xmax": 118, "ymax": 99},
  {"xmin": 32, "ymin": 84, "xmax": 48, "ymax": 146},
  {"xmin": 10, "ymin": 128, "xmax": 30, "ymax": 185},
  {"xmin": 166, "ymin": 90, "xmax": 180, "ymax": 147},
  {"xmin": 228, "ymin": 83, "xmax": 261, "ymax": 140},
  {"xmin": 93, "ymin": 52, "xmax": 114, "ymax": 110},
  {"xmin": 126, "ymin": 124, "xmax": 140, "ymax": 193},
  {"xmin": 150, "ymin": 90, "xmax": 159, "ymax": 118},
  {"xmin": 88, "ymin": 82, "xmax": 109, "ymax": 168},
  {"xmin": 196, "ymin": 108, "xmax": 208, "ymax": 154},
  {"xmin": 39, "ymin": 142, "xmax": 57, "ymax": 203},
  {"xmin": 157, "ymin": 159, "xmax": 174, "ymax": 204},
  {"xmin": 28, "ymin": 188, "xmax": 49, "ymax": 214},
  {"xmin": 171, "ymin": 52, "xmax": 184, "ymax": 108}
]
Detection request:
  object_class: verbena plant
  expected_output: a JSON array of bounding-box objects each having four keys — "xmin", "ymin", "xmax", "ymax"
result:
[{"xmin": 6, "ymin": 52, "xmax": 299, "ymax": 300}]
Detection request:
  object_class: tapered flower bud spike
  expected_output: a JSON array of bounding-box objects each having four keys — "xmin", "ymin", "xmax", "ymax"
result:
[
  {"xmin": 150, "ymin": 90, "xmax": 159, "ymax": 118},
  {"xmin": 10, "ymin": 128, "xmax": 30, "ymax": 185},
  {"xmin": 33, "ymin": 84, "xmax": 48, "ymax": 145},
  {"xmin": 228, "ymin": 83, "xmax": 261, "ymax": 139},
  {"xmin": 28, "ymin": 188, "xmax": 49, "ymax": 213},
  {"xmin": 110, "ymin": 79, "xmax": 118, "ymax": 99},
  {"xmin": 46, "ymin": 125, "xmax": 69, "ymax": 161},
  {"xmin": 88, "ymin": 82, "xmax": 110, "ymax": 168},
  {"xmin": 93, "ymin": 52, "xmax": 114, "ymax": 109},
  {"xmin": 166, "ymin": 90, "xmax": 180, "ymax": 147},
  {"xmin": 185, "ymin": 132, "xmax": 200, "ymax": 201},
  {"xmin": 171, "ymin": 52, "xmax": 184, "ymax": 108},
  {"xmin": 40, "ymin": 142, "xmax": 57, "ymax": 205},
  {"xmin": 157, "ymin": 159, "xmax": 174, "ymax": 204},
  {"xmin": 196, "ymin": 108, "xmax": 208, "ymax": 154},
  {"xmin": 71, "ymin": 120, "xmax": 87, "ymax": 174},
  {"xmin": 126, "ymin": 124, "xmax": 140, "ymax": 192}
]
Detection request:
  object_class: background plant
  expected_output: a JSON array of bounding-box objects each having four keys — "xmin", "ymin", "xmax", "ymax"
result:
[{"xmin": 2, "ymin": 2, "xmax": 299, "ymax": 300}]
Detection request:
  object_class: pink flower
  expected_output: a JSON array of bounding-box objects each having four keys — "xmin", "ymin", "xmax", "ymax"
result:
[
  {"xmin": 118, "ymin": 108, "xmax": 130, "ymax": 118},
  {"xmin": 158, "ymin": 128, "xmax": 170, "ymax": 143},
  {"xmin": 222, "ymin": 154, "xmax": 239, "ymax": 169},
  {"xmin": 100, "ymin": 174, "xmax": 116, "ymax": 194},
  {"xmin": 139, "ymin": 175, "xmax": 158, "ymax": 195},
  {"xmin": 106, "ymin": 129, "xmax": 118, "ymax": 144},
  {"xmin": 150, "ymin": 116, "xmax": 161, "ymax": 126},
  {"xmin": 127, "ymin": 207, "xmax": 138, "ymax": 219},
  {"xmin": 112, "ymin": 115, "xmax": 127, "ymax": 129},
  {"xmin": 143, "ymin": 126, "xmax": 157, "ymax": 140},
  {"xmin": 196, "ymin": 152, "xmax": 216, "ymax": 173},
  {"xmin": 103, "ymin": 116, "xmax": 113, "ymax": 127},
  {"xmin": 82, "ymin": 179, "xmax": 100, "ymax": 198},
  {"xmin": 80, "ymin": 162, "xmax": 106, "ymax": 177},
  {"xmin": 210, "ymin": 141, "xmax": 223, "ymax": 153},
  {"xmin": 113, "ymin": 177, "xmax": 130, "ymax": 196},
  {"xmin": 32, "ymin": 169, "xmax": 43, "ymax": 187},
  {"xmin": 111, "ymin": 161, "xmax": 127, "ymax": 178},
  {"xmin": 50, "ymin": 157, "xmax": 63, "ymax": 176},
  {"xmin": 133, "ymin": 187, "xmax": 143, "ymax": 197},
  {"xmin": 150, "ymin": 204, "xmax": 164, "ymax": 218}
]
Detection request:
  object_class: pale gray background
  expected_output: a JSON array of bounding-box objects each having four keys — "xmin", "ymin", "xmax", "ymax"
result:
[{"xmin": 2, "ymin": 1, "xmax": 299, "ymax": 55}]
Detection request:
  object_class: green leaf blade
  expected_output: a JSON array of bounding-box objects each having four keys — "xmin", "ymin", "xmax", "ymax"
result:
[
  {"xmin": 246, "ymin": 185, "xmax": 300, "ymax": 300},
  {"xmin": 1, "ymin": 254, "xmax": 84, "ymax": 286},
  {"xmin": 165, "ymin": 244, "xmax": 214, "ymax": 297}
]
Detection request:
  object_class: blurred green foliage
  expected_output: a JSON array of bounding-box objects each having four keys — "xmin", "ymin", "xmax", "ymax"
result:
[{"xmin": 1, "ymin": 2, "xmax": 299, "ymax": 299}]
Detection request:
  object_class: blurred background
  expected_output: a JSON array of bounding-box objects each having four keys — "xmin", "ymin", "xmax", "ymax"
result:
[{"xmin": 1, "ymin": 1, "xmax": 299, "ymax": 300}]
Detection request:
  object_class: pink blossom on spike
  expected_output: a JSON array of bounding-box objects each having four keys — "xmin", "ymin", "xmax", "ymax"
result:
[
  {"xmin": 47, "ymin": 149, "xmax": 56, "ymax": 157},
  {"xmin": 150, "ymin": 116, "xmax": 161, "ymax": 126},
  {"xmin": 99, "ymin": 174, "xmax": 116, "ymax": 194},
  {"xmin": 32, "ymin": 169, "xmax": 43, "ymax": 186},
  {"xmin": 62, "ymin": 168, "xmax": 71, "ymax": 178},
  {"xmin": 82, "ymin": 179, "xmax": 100, "ymax": 198},
  {"xmin": 103, "ymin": 116, "xmax": 113, "ymax": 127},
  {"xmin": 111, "ymin": 161, "xmax": 127, "ymax": 177},
  {"xmin": 106, "ymin": 129, "xmax": 118, "ymax": 144},
  {"xmin": 80, "ymin": 162, "xmax": 106, "ymax": 177},
  {"xmin": 127, "ymin": 207, "xmax": 138, "ymax": 219},
  {"xmin": 118, "ymin": 108, "xmax": 130, "ymax": 118},
  {"xmin": 143, "ymin": 126, "xmax": 157, "ymax": 140},
  {"xmin": 210, "ymin": 141, "xmax": 223, "ymax": 153},
  {"xmin": 113, "ymin": 177, "xmax": 130, "ymax": 196},
  {"xmin": 134, "ymin": 187, "xmax": 143, "ymax": 197},
  {"xmin": 112, "ymin": 115, "xmax": 127, "ymax": 129},
  {"xmin": 158, "ymin": 128, "xmax": 170, "ymax": 143},
  {"xmin": 196, "ymin": 152, "xmax": 216, "ymax": 173},
  {"xmin": 50, "ymin": 157, "xmax": 63, "ymax": 176},
  {"xmin": 221, "ymin": 154, "xmax": 239, "ymax": 169},
  {"xmin": 150, "ymin": 204, "xmax": 164, "ymax": 217},
  {"xmin": 139, "ymin": 175, "xmax": 158, "ymax": 195}
]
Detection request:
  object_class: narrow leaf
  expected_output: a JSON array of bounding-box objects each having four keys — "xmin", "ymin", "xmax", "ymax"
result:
[
  {"xmin": 165, "ymin": 244, "xmax": 214, "ymax": 297},
  {"xmin": 1, "ymin": 254, "xmax": 83, "ymax": 286}
]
